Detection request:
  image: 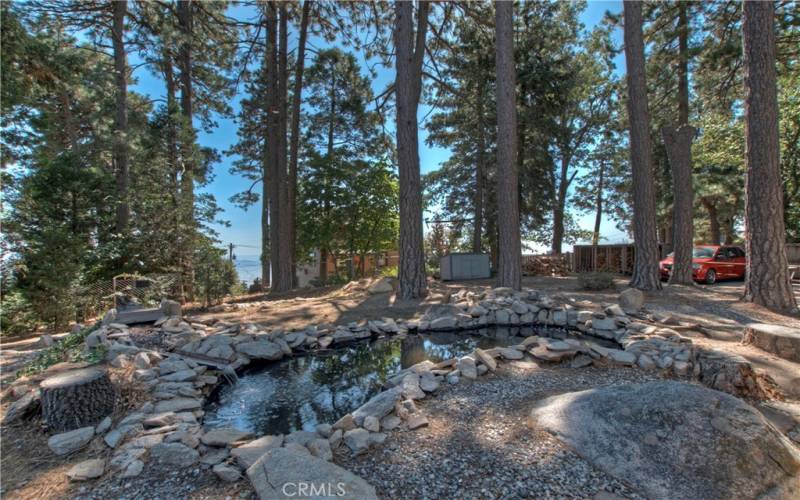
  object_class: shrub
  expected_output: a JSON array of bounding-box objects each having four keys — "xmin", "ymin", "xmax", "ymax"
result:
[
  {"xmin": 577, "ymin": 272, "xmax": 616, "ymax": 290},
  {"xmin": 18, "ymin": 322, "xmax": 105, "ymax": 378},
  {"xmin": 379, "ymin": 265, "xmax": 399, "ymax": 278}
]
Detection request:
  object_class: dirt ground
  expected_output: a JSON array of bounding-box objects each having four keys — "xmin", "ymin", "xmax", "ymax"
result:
[{"xmin": 1, "ymin": 274, "xmax": 798, "ymax": 499}]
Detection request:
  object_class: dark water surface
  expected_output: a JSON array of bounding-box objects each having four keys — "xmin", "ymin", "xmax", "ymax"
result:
[{"xmin": 203, "ymin": 329, "xmax": 530, "ymax": 436}]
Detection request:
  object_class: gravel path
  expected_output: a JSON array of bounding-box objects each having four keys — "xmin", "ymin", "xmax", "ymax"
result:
[{"xmin": 338, "ymin": 361, "xmax": 666, "ymax": 500}]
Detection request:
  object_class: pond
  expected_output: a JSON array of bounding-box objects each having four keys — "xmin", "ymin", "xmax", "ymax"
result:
[
  {"xmin": 203, "ymin": 326, "xmax": 615, "ymax": 436},
  {"xmin": 202, "ymin": 328, "xmax": 534, "ymax": 436}
]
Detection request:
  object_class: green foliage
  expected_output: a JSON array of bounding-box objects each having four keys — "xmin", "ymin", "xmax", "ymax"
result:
[
  {"xmin": 577, "ymin": 272, "xmax": 616, "ymax": 291},
  {"xmin": 0, "ymin": 289, "xmax": 39, "ymax": 338},
  {"xmin": 379, "ymin": 266, "xmax": 399, "ymax": 279},
  {"xmin": 193, "ymin": 238, "xmax": 241, "ymax": 307},
  {"xmin": 18, "ymin": 323, "xmax": 105, "ymax": 378}
]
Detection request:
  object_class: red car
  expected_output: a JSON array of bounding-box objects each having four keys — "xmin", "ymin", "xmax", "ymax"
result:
[{"xmin": 660, "ymin": 245, "xmax": 746, "ymax": 284}]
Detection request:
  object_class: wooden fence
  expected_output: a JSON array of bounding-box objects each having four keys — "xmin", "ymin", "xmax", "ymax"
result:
[{"xmin": 573, "ymin": 243, "xmax": 800, "ymax": 272}]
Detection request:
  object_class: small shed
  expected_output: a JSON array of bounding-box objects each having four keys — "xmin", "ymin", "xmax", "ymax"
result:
[{"xmin": 440, "ymin": 253, "xmax": 491, "ymax": 281}]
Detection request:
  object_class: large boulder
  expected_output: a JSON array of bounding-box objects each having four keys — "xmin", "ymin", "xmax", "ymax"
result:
[
  {"xmin": 618, "ymin": 288, "xmax": 644, "ymax": 312},
  {"xmin": 351, "ymin": 386, "xmax": 401, "ymax": 426},
  {"xmin": 246, "ymin": 447, "xmax": 377, "ymax": 499},
  {"xmin": 529, "ymin": 381, "xmax": 800, "ymax": 500}
]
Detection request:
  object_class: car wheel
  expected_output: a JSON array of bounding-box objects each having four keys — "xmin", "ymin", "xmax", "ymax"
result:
[{"xmin": 705, "ymin": 269, "xmax": 717, "ymax": 285}]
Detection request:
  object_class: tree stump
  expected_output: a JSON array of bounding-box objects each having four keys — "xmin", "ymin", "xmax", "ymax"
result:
[{"xmin": 40, "ymin": 368, "xmax": 117, "ymax": 432}]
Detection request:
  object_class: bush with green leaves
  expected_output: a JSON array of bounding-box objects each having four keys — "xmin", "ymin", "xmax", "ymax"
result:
[{"xmin": 18, "ymin": 323, "xmax": 105, "ymax": 377}]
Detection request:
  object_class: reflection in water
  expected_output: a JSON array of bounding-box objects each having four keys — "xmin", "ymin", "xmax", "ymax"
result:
[{"xmin": 203, "ymin": 331, "xmax": 518, "ymax": 436}]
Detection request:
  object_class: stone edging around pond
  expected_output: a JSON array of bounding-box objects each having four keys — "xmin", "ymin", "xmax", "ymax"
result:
[{"xmin": 5, "ymin": 286, "xmax": 782, "ymax": 496}]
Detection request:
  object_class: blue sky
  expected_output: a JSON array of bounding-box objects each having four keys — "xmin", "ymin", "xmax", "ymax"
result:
[{"xmin": 130, "ymin": 0, "xmax": 627, "ymax": 266}]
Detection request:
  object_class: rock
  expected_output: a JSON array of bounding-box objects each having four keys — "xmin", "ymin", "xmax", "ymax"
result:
[
  {"xmin": 511, "ymin": 301, "xmax": 529, "ymax": 315},
  {"xmin": 246, "ymin": 447, "xmax": 377, "ymax": 500},
  {"xmin": 101, "ymin": 308, "xmax": 117, "ymax": 326},
  {"xmin": 401, "ymin": 373, "xmax": 425, "ymax": 400},
  {"xmin": 498, "ymin": 347, "xmax": 524, "ymax": 360},
  {"xmin": 315, "ymin": 423, "xmax": 333, "ymax": 438},
  {"xmin": 363, "ymin": 415, "xmax": 380, "ymax": 432},
  {"xmin": 606, "ymin": 349, "xmax": 636, "ymax": 366},
  {"xmin": 743, "ymin": 323, "xmax": 800, "ymax": 362},
  {"xmin": 333, "ymin": 413, "xmax": 357, "ymax": 431},
  {"xmin": 407, "ymin": 415, "xmax": 429, "ymax": 430},
  {"xmin": 95, "ymin": 416, "xmax": 112, "ymax": 435},
  {"xmin": 366, "ymin": 277, "xmax": 393, "ymax": 294},
  {"xmin": 619, "ymin": 288, "xmax": 644, "ymax": 312},
  {"xmin": 121, "ymin": 459, "xmax": 144, "ymax": 478},
  {"xmin": 159, "ymin": 369, "xmax": 196, "ymax": 382},
  {"xmin": 236, "ymin": 340, "xmax": 284, "ymax": 360},
  {"xmin": 200, "ymin": 447, "xmax": 230, "ymax": 466},
  {"xmin": 604, "ymin": 304, "xmax": 626, "ymax": 317},
  {"xmin": 153, "ymin": 397, "xmax": 202, "ymax": 413},
  {"xmin": 308, "ymin": 438, "xmax": 333, "ymax": 461},
  {"xmin": 133, "ymin": 352, "xmax": 151, "ymax": 369},
  {"xmin": 419, "ymin": 372, "xmax": 440, "ymax": 392},
  {"xmin": 160, "ymin": 299, "xmax": 182, "ymax": 317},
  {"xmin": 67, "ymin": 459, "xmax": 105, "ymax": 481},
  {"xmin": 474, "ymin": 348, "xmax": 497, "ymax": 371},
  {"xmin": 231, "ymin": 435, "xmax": 284, "ymax": 469},
  {"xmin": 213, "ymin": 463, "xmax": 241, "ymax": 482},
  {"xmin": 149, "ymin": 442, "xmax": 199, "ymax": 467},
  {"xmin": 48, "ymin": 426, "xmax": 95, "ymax": 455},
  {"xmin": 637, "ymin": 354, "xmax": 656, "ymax": 370},
  {"xmin": 201, "ymin": 428, "xmax": 253, "ymax": 447},
  {"xmin": 570, "ymin": 355, "xmax": 593, "ymax": 368},
  {"xmin": 457, "ymin": 356, "xmax": 478, "ymax": 380},
  {"xmin": 430, "ymin": 316, "xmax": 458, "ymax": 330},
  {"xmin": 328, "ymin": 429, "xmax": 343, "ymax": 448},
  {"xmin": 352, "ymin": 387, "xmax": 402, "ymax": 426},
  {"xmin": 2, "ymin": 390, "xmax": 40, "ymax": 425},
  {"xmin": 285, "ymin": 430, "xmax": 318, "ymax": 447},
  {"xmin": 529, "ymin": 381, "xmax": 800, "ymax": 500},
  {"xmin": 468, "ymin": 305, "xmax": 488, "ymax": 317},
  {"xmin": 381, "ymin": 415, "xmax": 401, "ymax": 431},
  {"xmin": 343, "ymin": 428, "xmax": 371, "ymax": 455}
]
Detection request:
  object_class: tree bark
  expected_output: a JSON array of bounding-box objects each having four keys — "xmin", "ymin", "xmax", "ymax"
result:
[
  {"xmin": 677, "ymin": 1, "xmax": 690, "ymax": 126},
  {"xmin": 272, "ymin": 4, "xmax": 292, "ymax": 292},
  {"xmin": 592, "ymin": 161, "xmax": 605, "ymax": 246},
  {"xmin": 701, "ymin": 197, "xmax": 721, "ymax": 244},
  {"xmin": 663, "ymin": 125, "xmax": 696, "ymax": 285},
  {"xmin": 473, "ymin": 78, "xmax": 486, "ymax": 254},
  {"xmin": 41, "ymin": 368, "xmax": 116, "ymax": 432},
  {"xmin": 177, "ymin": 0, "xmax": 195, "ymax": 300},
  {"xmin": 623, "ymin": 1, "xmax": 662, "ymax": 291},
  {"xmin": 264, "ymin": 2, "xmax": 278, "ymax": 289},
  {"xmin": 288, "ymin": 1, "xmax": 311, "ymax": 286},
  {"xmin": 112, "ymin": 0, "xmax": 129, "ymax": 235},
  {"xmin": 551, "ymin": 153, "xmax": 572, "ymax": 255},
  {"xmin": 741, "ymin": 0, "xmax": 797, "ymax": 313},
  {"xmin": 394, "ymin": 0, "xmax": 429, "ymax": 299},
  {"xmin": 495, "ymin": 0, "xmax": 521, "ymax": 290}
]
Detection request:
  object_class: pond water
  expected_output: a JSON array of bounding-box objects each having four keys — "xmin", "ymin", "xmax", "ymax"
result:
[{"xmin": 203, "ymin": 328, "xmax": 531, "ymax": 436}]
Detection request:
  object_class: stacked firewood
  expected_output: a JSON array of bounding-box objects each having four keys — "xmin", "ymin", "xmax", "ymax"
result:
[{"xmin": 521, "ymin": 254, "xmax": 570, "ymax": 276}]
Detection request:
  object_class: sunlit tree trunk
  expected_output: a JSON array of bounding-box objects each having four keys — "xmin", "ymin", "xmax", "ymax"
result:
[
  {"xmin": 112, "ymin": 0, "xmax": 129, "ymax": 235},
  {"xmin": 623, "ymin": 0, "xmax": 661, "ymax": 291},
  {"xmin": 495, "ymin": 0, "xmax": 521, "ymax": 289},
  {"xmin": 394, "ymin": 0, "xmax": 429, "ymax": 299},
  {"xmin": 741, "ymin": 0, "xmax": 797, "ymax": 313}
]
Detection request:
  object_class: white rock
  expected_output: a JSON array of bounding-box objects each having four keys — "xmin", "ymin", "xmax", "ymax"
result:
[{"xmin": 67, "ymin": 459, "xmax": 105, "ymax": 481}]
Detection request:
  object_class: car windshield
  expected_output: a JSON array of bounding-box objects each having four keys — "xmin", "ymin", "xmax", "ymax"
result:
[{"xmin": 692, "ymin": 247, "xmax": 715, "ymax": 258}]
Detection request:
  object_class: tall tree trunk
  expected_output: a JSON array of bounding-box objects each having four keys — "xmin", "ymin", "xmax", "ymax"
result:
[
  {"xmin": 701, "ymin": 198, "xmax": 721, "ymax": 244},
  {"xmin": 177, "ymin": 0, "xmax": 195, "ymax": 300},
  {"xmin": 592, "ymin": 161, "xmax": 605, "ymax": 246},
  {"xmin": 663, "ymin": 125, "xmax": 696, "ymax": 284},
  {"xmin": 495, "ymin": 0, "xmax": 521, "ymax": 290},
  {"xmin": 394, "ymin": 0, "xmax": 429, "ymax": 299},
  {"xmin": 741, "ymin": 0, "xmax": 797, "ymax": 313},
  {"xmin": 112, "ymin": 0, "xmax": 129, "ymax": 235},
  {"xmin": 623, "ymin": 1, "xmax": 662, "ymax": 291},
  {"xmin": 473, "ymin": 78, "xmax": 486, "ymax": 254},
  {"xmin": 551, "ymin": 153, "xmax": 572, "ymax": 255},
  {"xmin": 288, "ymin": 0, "xmax": 310, "ymax": 286},
  {"xmin": 663, "ymin": 1, "xmax": 695, "ymax": 285},
  {"xmin": 264, "ymin": 2, "xmax": 278, "ymax": 289},
  {"xmin": 272, "ymin": 4, "xmax": 292, "ymax": 292}
]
